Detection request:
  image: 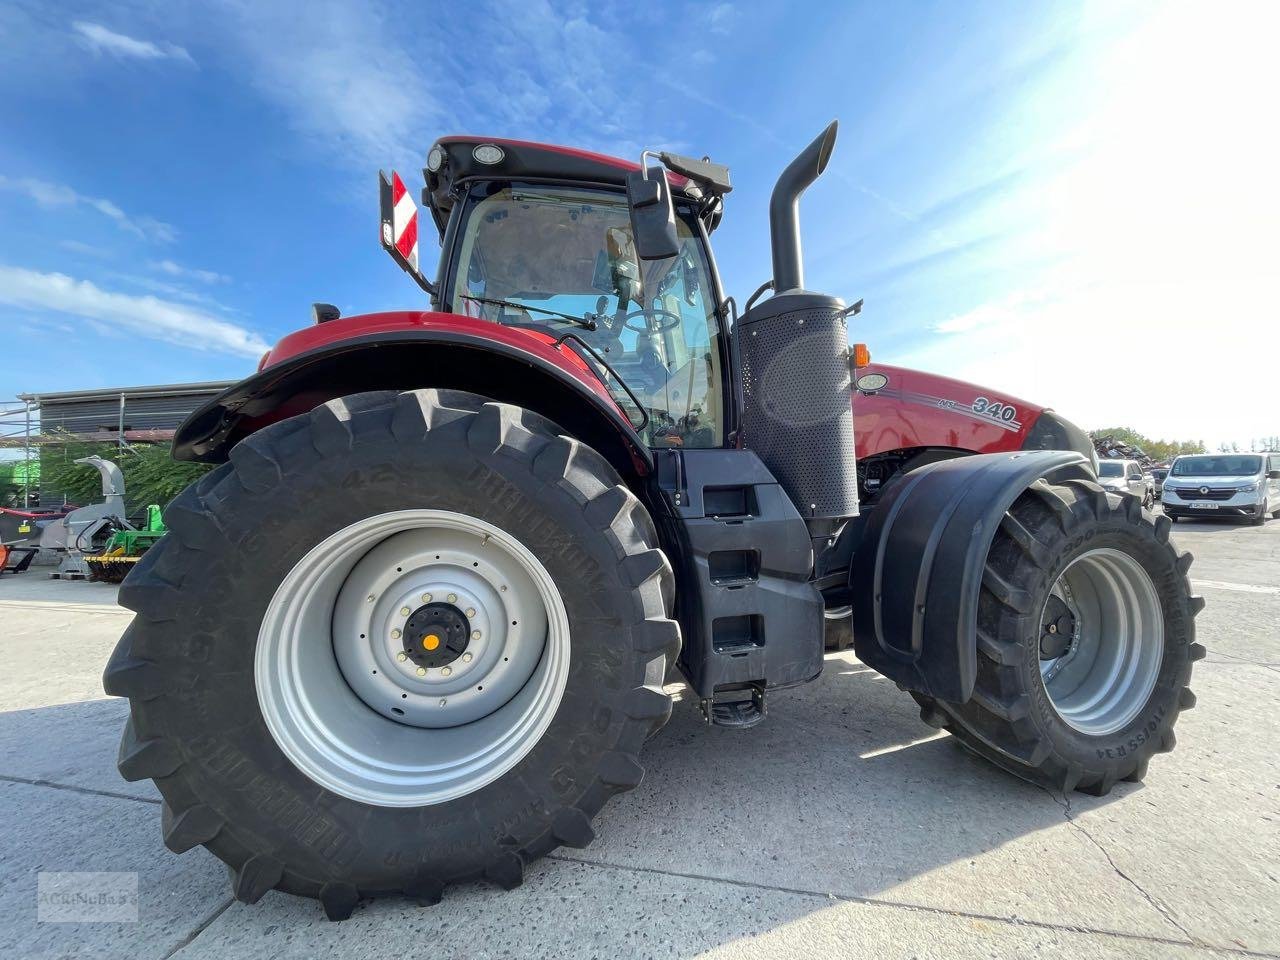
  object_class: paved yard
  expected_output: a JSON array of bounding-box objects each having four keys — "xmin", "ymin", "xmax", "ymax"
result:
[{"xmin": 1, "ymin": 513, "xmax": 1277, "ymax": 959}]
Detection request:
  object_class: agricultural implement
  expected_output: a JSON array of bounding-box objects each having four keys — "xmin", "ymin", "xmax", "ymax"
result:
[
  {"xmin": 40, "ymin": 456, "xmax": 132, "ymax": 580},
  {"xmin": 85, "ymin": 504, "xmax": 167, "ymax": 584},
  {"xmin": 104, "ymin": 123, "xmax": 1202, "ymax": 919}
]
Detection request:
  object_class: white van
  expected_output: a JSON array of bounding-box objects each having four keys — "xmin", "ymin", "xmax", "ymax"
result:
[{"xmin": 1161, "ymin": 452, "xmax": 1280, "ymax": 525}]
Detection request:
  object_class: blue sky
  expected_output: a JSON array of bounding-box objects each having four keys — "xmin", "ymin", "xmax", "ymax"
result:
[{"xmin": 1, "ymin": 1, "xmax": 1275, "ymax": 447}]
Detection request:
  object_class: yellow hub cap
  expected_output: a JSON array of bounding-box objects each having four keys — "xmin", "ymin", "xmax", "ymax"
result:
[{"xmin": 422, "ymin": 634, "xmax": 441, "ymax": 651}]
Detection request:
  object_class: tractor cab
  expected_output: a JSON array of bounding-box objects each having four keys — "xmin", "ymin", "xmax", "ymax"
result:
[{"xmin": 381, "ymin": 138, "xmax": 735, "ymax": 450}]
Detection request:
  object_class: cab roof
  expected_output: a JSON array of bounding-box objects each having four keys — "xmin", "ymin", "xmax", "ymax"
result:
[{"xmin": 423, "ymin": 136, "xmax": 727, "ymax": 237}]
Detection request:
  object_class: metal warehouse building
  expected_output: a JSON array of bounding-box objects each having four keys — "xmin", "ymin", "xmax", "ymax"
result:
[{"xmin": 4, "ymin": 382, "xmax": 234, "ymax": 506}]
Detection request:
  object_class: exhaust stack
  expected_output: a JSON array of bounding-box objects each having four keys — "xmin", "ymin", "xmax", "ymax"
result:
[
  {"xmin": 769, "ymin": 120, "xmax": 838, "ymax": 294},
  {"xmin": 738, "ymin": 120, "xmax": 858, "ymax": 533}
]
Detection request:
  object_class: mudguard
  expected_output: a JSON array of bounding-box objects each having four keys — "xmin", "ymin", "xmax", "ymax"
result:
[
  {"xmin": 850, "ymin": 450, "xmax": 1093, "ymax": 702},
  {"xmin": 171, "ymin": 314, "xmax": 652, "ymax": 479}
]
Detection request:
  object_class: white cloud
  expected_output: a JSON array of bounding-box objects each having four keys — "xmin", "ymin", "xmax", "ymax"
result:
[
  {"xmin": 221, "ymin": 1, "xmax": 445, "ymax": 173},
  {"xmin": 707, "ymin": 3, "xmax": 736, "ymax": 35},
  {"xmin": 72, "ymin": 21, "xmax": 195, "ymax": 65},
  {"xmin": 59, "ymin": 239, "xmax": 112, "ymax": 259},
  {"xmin": 150, "ymin": 259, "xmax": 229, "ymax": 285},
  {"xmin": 216, "ymin": 0, "xmax": 683, "ymax": 175},
  {"xmin": 0, "ymin": 174, "xmax": 176, "ymax": 243},
  {"xmin": 0, "ymin": 265, "xmax": 267, "ymax": 359},
  {"xmin": 892, "ymin": 1, "xmax": 1280, "ymax": 448}
]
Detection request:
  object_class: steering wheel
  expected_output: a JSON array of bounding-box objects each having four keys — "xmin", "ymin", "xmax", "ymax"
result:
[{"xmin": 621, "ymin": 307, "xmax": 682, "ymax": 334}]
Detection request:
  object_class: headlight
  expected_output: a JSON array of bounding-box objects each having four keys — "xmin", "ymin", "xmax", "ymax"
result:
[{"xmin": 1238, "ymin": 482, "xmax": 1259, "ymax": 493}]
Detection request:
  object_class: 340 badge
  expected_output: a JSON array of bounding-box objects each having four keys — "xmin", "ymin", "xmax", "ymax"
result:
[{"xmin": 972, "ymin": 396, "xmax": 1020, "ymax": 426}]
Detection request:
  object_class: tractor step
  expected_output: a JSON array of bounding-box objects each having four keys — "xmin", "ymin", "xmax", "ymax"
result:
[{"xmin": 701, "ymin": 685, "xmax": 767, "ymax": 728}]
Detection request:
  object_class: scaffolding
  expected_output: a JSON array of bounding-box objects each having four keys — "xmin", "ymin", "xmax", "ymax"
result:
[
  {"xmin": 1, "ymin": 382, "xmax": 233, "ymax": 508},
  {"xmin": 0, "ymin": 401, "xmax": 36, "ymax": 507}
]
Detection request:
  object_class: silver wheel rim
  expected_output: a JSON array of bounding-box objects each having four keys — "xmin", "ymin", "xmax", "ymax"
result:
[
  {"xmin": 1038, "ymin": 547, "xmax": 1163, "ymax": 736},
  {"xmin": 256, "ymin": 509, "xmax": 570, "ymax": 807}
]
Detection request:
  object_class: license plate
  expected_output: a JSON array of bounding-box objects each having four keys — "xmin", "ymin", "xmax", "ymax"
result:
[
  {"xmin": 1190, "ymin": 502, "xmax": 1219, "ymax": 510},
  {"xmin": 17, "ymin": 523, "xmax": 30, "ymax": 533}
]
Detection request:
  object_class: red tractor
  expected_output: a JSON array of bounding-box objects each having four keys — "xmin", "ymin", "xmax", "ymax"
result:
[{"xmin": 105, "ymin": 123, "xmax": 1202, "ymax": 919}]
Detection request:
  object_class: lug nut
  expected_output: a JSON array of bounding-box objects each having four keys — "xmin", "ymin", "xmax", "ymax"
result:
[
  {"xmin": 396, "ymin": 652, "xmax": 407, "ymax": 662},
  {"xmin": 391, "ymin": 629, "xmax": 401, "ymax": 639},
  {"xmin": 400, "ymin": 606, "xmax": 411, "ymax": 616},
  {"xmin": 422, "ymin": 593, "xmax": 432, "ymax": 603},
  {"xmin": 439, "ymin": 699, "xmax": 447, "ymax": 707},
  {"xmin": 462, "ymin": 652, "xmax": 473, "ymax": 664},
  {"xmin": 466, "ymin": 608, "xmax": 476, "ymax": 618},
  {"xmin": 416, "ymin": 667, "xmax": 427, "ymax": 677},
  {"xmin": 447, "ymin": 593, "xmax": 458, "ymax": 603},
  {"xmin": 441, "ymin": 666, "xmax": 452, "ymax": 677},
  {"xmin": 367, "ymin": 594, "xmax": 375, "ymax": 603},
  {"xmin": 471, "ymin": 630, "xmax": 481, "ymax": 640},
  {"xmin": 500, "ymin": 585, "xmax": 508, "ymax": 592}
]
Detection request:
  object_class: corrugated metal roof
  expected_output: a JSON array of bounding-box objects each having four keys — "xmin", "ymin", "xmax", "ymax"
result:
[{"xmin": 18, "ymin": 381, "xmax": 236, "ymax": 403}]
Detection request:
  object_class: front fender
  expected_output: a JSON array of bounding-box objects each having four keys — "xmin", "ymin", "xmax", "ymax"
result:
[
  {"xmin": 850, "ymin": 450, "xmax": 1093, "ymax": 702},
  {"xmin": 173, "ymin": 327, "xmax": 652, "ymax": 479}
]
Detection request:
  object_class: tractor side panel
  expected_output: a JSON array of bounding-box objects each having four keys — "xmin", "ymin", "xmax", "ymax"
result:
[{"xmin": 653, "ymin": 448, "xmax": 824, "ymax": 699}]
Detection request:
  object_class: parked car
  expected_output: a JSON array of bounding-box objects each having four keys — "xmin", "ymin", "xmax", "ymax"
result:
[
  {"xmin": 1096, "ymin": 458, "xmax": 1154, "ymax": 507},
  {"xmin": 1161, "ymin": 452, "xmax": 1280, "ymax": 525},
  {"xmin": 1150, "ymin": 467, "xmax": 1168, "ymax": 499}
]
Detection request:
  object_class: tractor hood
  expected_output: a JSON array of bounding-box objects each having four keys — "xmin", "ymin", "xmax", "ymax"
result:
[{"xmin": 851, "ymin": 363, "xmax": 1095, "ymax": 467}]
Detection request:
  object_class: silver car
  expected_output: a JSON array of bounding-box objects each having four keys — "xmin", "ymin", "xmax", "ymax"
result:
[
  {"xmin": 1162, "ymin": 453, "xmax": 1280, "ymax": 525},
  {"xmin": 1096, "ymin": 458, "xmax": 1154, "ymax": 508}
]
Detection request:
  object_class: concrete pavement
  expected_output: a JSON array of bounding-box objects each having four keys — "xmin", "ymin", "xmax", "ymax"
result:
[{"xmin": 1, "ymin": 512, "xmax": 1276, "ymax": 959}]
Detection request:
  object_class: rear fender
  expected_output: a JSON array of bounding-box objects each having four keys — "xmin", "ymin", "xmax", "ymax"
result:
[
  {"xmin": 850, "ymin": 450, "xmax": 1093, "ymax": 702},
  {"xmin": 172, "ymin": 331, "xmax": 652, "ymax": 481}
]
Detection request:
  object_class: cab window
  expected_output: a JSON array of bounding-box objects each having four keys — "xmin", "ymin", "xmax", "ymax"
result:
[{"xmin": 450, "ymin": 184, "xmax": 726, "ymax": 449}]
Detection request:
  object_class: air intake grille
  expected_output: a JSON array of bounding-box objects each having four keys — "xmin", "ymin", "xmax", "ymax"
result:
[
  {"xmin": 1165, "ymin": 486, "xmax": 1235, "ymax": 501},
  {"xmin": 737, "ymin": 301, "xmax": 859, "ymax": 520}
]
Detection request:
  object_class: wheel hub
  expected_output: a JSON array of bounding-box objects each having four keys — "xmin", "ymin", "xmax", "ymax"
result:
[
  {"xmin": 403, "ymin": 602, "xmax": 471, "ymax": 668},
  {"xmin": 255, "ymin": 509, "xmax": 571, "ymax": 807},
  {"xmin": 1040, "ymin": 595, "xmax": 1076, "ymax": 660}
]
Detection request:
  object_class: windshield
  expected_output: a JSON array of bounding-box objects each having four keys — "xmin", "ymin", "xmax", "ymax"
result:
[
  {"xmin": 451, "ymin": 184, "xmax": 725, "ymax": 448},
  {"xmin": 1171, "ymin": 455, "xmax": 1262, "ymax": 477},
  {"xmin": 1097, "ymin": 461, "xmax": 1124, "ymax": 478}
]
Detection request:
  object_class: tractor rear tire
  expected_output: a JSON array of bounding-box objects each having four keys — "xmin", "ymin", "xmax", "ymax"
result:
[
  {"xmin": 914, "ymin": 480, "xmax": 1204, "ymax": 796},
  {"xmin": 104, "ymin": 390, "xmax": 679, "ymax": 917}
]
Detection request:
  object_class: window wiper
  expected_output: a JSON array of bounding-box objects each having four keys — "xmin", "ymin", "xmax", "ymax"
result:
[{"xmin": 461, "ymin": 295, "xmax": 598, "ymax": 331}]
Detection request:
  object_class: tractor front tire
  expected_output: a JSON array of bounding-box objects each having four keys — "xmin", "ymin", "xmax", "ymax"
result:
[
  {"xmin": 104, "ymin": 390, "xmax": 679, "ymax": 917},
  {"xmin": 916, "ymin": 479, "xmax": 1204, "ymax": 796}
]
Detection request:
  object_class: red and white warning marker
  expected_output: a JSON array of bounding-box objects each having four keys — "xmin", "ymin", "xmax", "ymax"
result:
[{"xmin": 379, "ymin": 170, "xmax": 432, "ymax": 292}]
